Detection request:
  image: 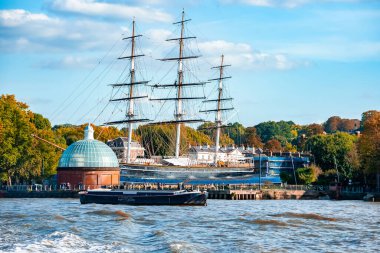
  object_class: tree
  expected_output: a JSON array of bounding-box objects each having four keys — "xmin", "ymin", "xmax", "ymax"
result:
[
  {"xmin": 264, "ymin": 139, "xmax": 282, "ymax": 151},
  {"xmin": 297, "ymin": 164, "xmax": 322, "ymax": 185},
  {"xmin": 324, "ymin": 116, "xmax": 360, "ymax": 133},
  {"xmin": 0, "ymin": 95, "xmax": 61, "ymax": 185},
  {"xmin": 225, "ymin": 122, "xmax": 246, "ymax": 145},
  {"xmin": 358, "ymin": 110, "xmax": 380, "ymax": 190},
  {"xmin": 304, "ymin": 123, "xmax": 324, "ymax": 136},
  {"xmin": 306, "ymin": 132, "xmax": 358, "ymax": 181},
  {"xmin": 324, "ymin": 116, "xmax": 341, "ymax": 133},
  {"xmin": 255, "ymin": 120, "xmax": 296, "ymax": 148},
  {"xmin": 197, "ymin": 122, "xmax": 216, "ymax": 139},
  {"xmin": 339, "ymin": 119, "xmax": 360, "ymax": 132},
  {"xmin": 136, "ymin": 124, "xmax": 214, "ymax": 156},
  {"xmin": 244, "ymin": 127, "xmax": 263, "ymax": 148},
  {"xmin": 197, "ymin": 121, "xmax": 234, "ymax": 146}
]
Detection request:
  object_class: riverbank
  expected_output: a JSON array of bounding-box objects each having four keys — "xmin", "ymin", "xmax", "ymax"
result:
[
  {"xmin": 0, "ymin": 190, "xmax": 79, "ymax": 198},
  {"xmin": 1, "ymin": 183, "xmax": 376, "ymax": 201},
  {"xmin": 1, "ymin": 189, "xmax": 370, "ymax": 201},
  {"xmin": 208, "ymin": 189, "xmax": 322, "ymax": 200}
]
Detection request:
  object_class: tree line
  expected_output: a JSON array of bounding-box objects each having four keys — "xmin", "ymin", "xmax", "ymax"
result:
[{"xmin": 1, "ymin": 94, "xmax": 379, "ymax": 189}]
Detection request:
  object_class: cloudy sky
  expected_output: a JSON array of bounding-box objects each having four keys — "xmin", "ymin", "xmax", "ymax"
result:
[{"xmin": 1, "ymin": 0, "xmax": 379, "ymax": 127}]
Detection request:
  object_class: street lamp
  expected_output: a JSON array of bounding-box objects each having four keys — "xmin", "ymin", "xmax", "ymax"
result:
[{"xmin": 259, "ymin": 153, "xmax": 262, "ymax": 190}]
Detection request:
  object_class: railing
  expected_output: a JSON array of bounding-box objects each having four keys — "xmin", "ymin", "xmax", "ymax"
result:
[
  {"xmin": 2, "ymin": 184, "xmax": 88, "ymax": 192},
  {"xmin": 199, "ymin": 184, "xmax": 330, "ymax": 191},
  {"xmin": 341, "ymin": 186, "xmax": 364, "ymax": 193},
  {"xmin": 0, "ymin": 183, "xmax": 348, "ymax": 192}
]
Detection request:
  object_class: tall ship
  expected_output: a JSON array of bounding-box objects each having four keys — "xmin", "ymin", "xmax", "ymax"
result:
[{"xmin": 104, "ymin": 11, "xmax": 281, "ymax": 186}]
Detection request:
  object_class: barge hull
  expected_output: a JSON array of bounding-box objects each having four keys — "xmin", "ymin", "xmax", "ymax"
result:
[{"xmin": 80, "ymin": 191, "xmax": 207, "ymax": 206}]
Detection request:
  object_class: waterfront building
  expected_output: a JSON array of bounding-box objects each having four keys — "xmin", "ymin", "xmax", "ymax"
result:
[
  {"xmin": 253, "ymin": 152, "xmax": 311, "ymax": 177},
  {"xmin": 57, "ymin": 124, "xmax": 120, "ymax": 189},
  {"xmin": 106, "ymin": 137, "xmax": 145, "ymax": 163},
  {"xmin": 188, "ymin": 145, "xmax": 246, "ymax": 165}
]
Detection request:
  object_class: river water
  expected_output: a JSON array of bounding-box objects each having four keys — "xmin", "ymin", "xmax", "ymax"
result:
[{"xmin": 0, "ymin": 199, "xmax": 379, "ymax": 252}]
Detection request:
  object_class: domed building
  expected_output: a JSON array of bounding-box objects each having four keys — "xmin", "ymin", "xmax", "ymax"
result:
[{"xmin": 57, "ymin": 124, "xmax": 120, "ymax": 189}]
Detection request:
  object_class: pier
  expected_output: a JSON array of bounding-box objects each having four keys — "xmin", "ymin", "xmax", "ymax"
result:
[{"xmin": 207, "ymin": 189, "xmax": 321, "ymax": 200}]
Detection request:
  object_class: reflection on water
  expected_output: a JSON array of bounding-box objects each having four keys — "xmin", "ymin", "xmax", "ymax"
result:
[{"xmin": 0, "ymin": 199, "xmax": 379, "ymax": 252}]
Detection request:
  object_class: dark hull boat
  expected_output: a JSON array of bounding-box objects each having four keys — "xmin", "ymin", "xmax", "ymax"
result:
[{"xmin": 79, "ymin": 189, "xmax": 207, "ymax": 206}]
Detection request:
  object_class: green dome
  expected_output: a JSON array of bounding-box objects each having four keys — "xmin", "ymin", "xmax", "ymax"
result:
[{"xmin": 58, "ymin": 125, "xmax": 119, "ymax": 168}]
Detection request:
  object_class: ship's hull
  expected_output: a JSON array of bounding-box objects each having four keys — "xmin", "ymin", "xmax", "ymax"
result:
[
  {"xmin": 121, "ymin": 164, "xmax": 256, "ymax": 180},
  {"xmin": 119, "ymin": 164, "xmax": 282, "ymax": 185},
  {"xmin": 79, "ymin": 190, "xmax": 207, "ymax": 206}
]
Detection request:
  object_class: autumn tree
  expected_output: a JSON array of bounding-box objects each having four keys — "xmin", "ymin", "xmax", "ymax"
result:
[
  {"xmin": 358, "ymin": 110, "xmax": 380, "ymax": 190},
  {"xmin": 244, "ymin": 127, "xmax": 263, "ymax": 148},
  {"xmin": 324, "ymin": 116, "xmax": 360, "ymax": 133},
  {"xmin": 0, "ymin": 95, "xmax": 62, "ymax": 185},
  {"xmin": 264, "ymin": 139, "xmax": 282, "ymax": 151},
  {"xmin": 324, "ymin": 116, "xmax": 341, "ymax": 133},
  {"xmin": 296, "ymin": 123, "xmax": 324, "ymax": 150}
]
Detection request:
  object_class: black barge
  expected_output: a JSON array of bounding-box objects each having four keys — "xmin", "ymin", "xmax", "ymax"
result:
[{"xmin": 79, "ymin": 189, "xmax": 207, "ymax": 206}]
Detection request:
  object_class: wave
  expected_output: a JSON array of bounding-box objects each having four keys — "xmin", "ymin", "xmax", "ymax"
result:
[
  {"xmin": 169, "ymin": 241, "xmax": 211, "ymax": 253},
  {"xmin": 54, "ymin": 215, "xmax": 65, "ymax": 220},
  {"xmin": 11, "ymin": 231, "xmax": 134, "ymax": 253},
  {"xmin": 251, "ymin": 219, "xmax": 288, "ymax": 226},
  {"xmin": 153, "ymin": 230, "xmax": 165, "ymax": 237},
  {"xmin": 86, "ymin": 210, "xmax": 131, "ymax": 220},
  {"xmin": 271, "ymin": 212, "xmax": 337, "ymax": 221},
  {"xmin": 239, "ymin": 217, "xmax": 287, "ymax": 226}
]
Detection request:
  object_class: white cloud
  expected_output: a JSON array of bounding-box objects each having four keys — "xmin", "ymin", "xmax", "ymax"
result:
[
  {"xmin": 239, "ymin": 0, "xmax": 274, "ymax": 7},
  {"xmin": 49, "ymin": 0, "xmax": 172, "ymax": 23},
  {"xmin": 0, "ymin": 9, "xmax": 52, "ymax": 26},
  {"xmin": 197, "ymin": 40, "xmax": 303, "ymax": 70},
  {"xmin": 0, "ymin": 9, "xmax": 125, "ymax": 53}
]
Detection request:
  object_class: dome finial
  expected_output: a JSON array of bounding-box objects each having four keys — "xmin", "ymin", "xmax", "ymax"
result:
[{"xmin": 84, "ymin": 123, "xmax": 94, "ymax": 140}]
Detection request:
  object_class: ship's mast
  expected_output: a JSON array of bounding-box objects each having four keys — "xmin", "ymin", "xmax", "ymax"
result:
[
  {"xmin": 126, "ymin": 20, "xmax": 136, "ymax": 164},
  {"xmin": 174, "ymin": 11, "xmax": 185, "ymax": 159},
  {"xmin": 214, "ymin": 55, "xmax": 224, "ymax": 162},
  {"xmin": 201, "ymin": 55, "xmax": 233, "ymax": 165},
  {"xmin": 105, "ymin": 19, "xmax": 150, "ymax": 163},
  {"xmin": 151, "ymin": 10, "xmax": 206, "ymax": 158}
]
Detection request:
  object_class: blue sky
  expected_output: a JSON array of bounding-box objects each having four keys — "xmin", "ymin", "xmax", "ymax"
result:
[{"xmin": 1, "ymin": 0, "xmax": 379, "ymax": 127}]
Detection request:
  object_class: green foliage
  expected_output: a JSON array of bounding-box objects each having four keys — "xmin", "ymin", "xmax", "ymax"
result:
[
  {"xmin": 136, "ymin": 125, "xmax": 175, "ymax": 156},
  {"xmin": 0, "ymin": 95, "xmax": 61, "ymax": 185},
  {"xmin": 255, "ymin": 121, "xmax": 295, "ymax": 143},
  {"xmin": 136, "ymin": 124, "xmax": 214, "ymax": 156},
  {"xmin": 225, "ymin": 122, "xmax": 246, "ymax": 145},
  {"xmin": 280, "ymin": 171, "xmax": 292, "ymax": 183},
  {"xmin": 297, "ymin": 164, "xmax": 322, "ymax": 185},
  {"xmin": 198, "ymin": 122, "xmax": 234, "ymax": 146},
  {"xmin": 53, "ymin": 125, "xmax": 83, "ymax": 146},
  {"xmin": 254, "ymin": 121, "xmax": 297, "ymax": 150},
  {"xmin": 32, "ymin": 113, "xmax": 52, "ymax": 130},
  {"xmin": 197, "ymin": 122, "xmax": 216, "ymax": 138},
  {"xmin": 306, "ymin": 132, "xmax": 358, "ymax": 180}
]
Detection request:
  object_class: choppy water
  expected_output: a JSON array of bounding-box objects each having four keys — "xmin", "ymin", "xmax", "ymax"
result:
[{"xmin": 0, "ymin": 199, "xmax": 379, "ymax": 252}]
